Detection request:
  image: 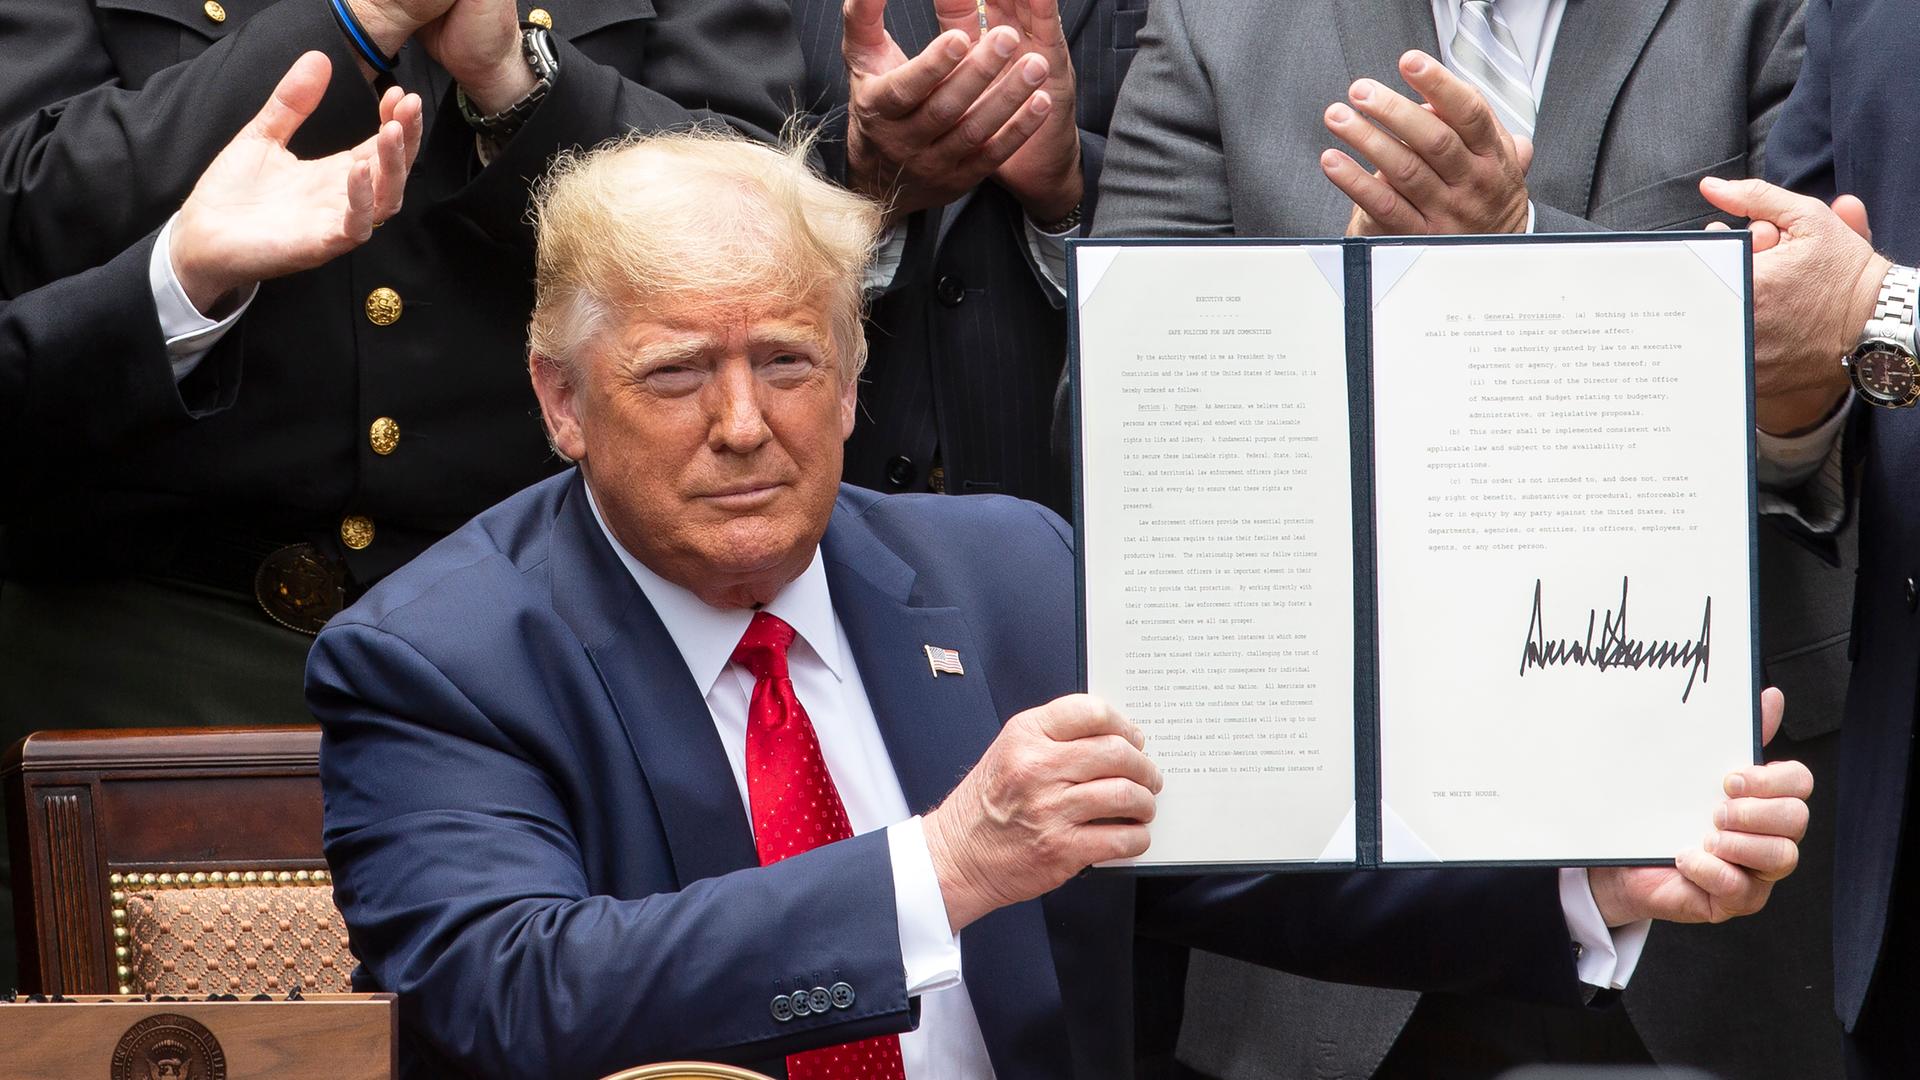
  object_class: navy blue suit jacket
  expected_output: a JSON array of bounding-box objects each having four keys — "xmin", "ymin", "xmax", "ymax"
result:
[
  {"xmin": 309, "ymin": 471, "xmax": 1584, "ymax": 1079},
  {"xmin": 1765, "ymin": 0, "xmax": 1920, "ymax": 1030}
]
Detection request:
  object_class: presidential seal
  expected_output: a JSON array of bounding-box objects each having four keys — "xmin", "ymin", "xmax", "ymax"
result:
[{"xmin": 110, "ymin": 1014, "xmax": 227, "ymax": 1080}]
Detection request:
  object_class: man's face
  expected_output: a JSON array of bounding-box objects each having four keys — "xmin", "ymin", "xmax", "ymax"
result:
[{"xmin": 534, "ymin": 293, "xmax": 857, "ymax": 608}]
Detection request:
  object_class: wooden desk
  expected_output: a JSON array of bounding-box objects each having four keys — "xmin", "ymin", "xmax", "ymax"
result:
[{"xmin": 0, "ymin": 992, "xmax": 394, "ymax": 1079}]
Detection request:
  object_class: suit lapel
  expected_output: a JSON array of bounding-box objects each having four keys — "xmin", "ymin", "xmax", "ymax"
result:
[
  {"xmin": 1530, "ymin": 0, "xmax": 1672, "ymax": 219},
  {"xmin": 1331, "ymin": 0, "xmax": 1442, "ymax": 99},
  {"xmin": 822, "ymin": 500, "xmax": 1073, "ymax": 1078},
  {"xmin": 549, "ymin": 473, "xmax": 761, "ymax": 886}
]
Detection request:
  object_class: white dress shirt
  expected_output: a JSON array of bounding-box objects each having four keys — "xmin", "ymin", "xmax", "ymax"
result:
[
  {"xmin": 148, "ymin": 213, "xmax": 256, "ymax": 380},
  {"xmin": 587, "ymin": 489, "xmax": 995, "ymax": 1079}
]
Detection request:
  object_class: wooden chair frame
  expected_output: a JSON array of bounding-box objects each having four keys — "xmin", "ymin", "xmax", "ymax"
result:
[{"xmin": 3, "ymin": 726, "xmax": 326, "ymax": 994}]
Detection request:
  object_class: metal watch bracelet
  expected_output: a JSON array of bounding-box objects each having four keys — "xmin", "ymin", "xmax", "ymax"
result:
[
  {"xmin": 457, "ymin": 26, "xmax": 557, "ymax": 143},
  {"xmin": 1866, "ymin": 264, "xmax": 1920, "ymax": 353}
]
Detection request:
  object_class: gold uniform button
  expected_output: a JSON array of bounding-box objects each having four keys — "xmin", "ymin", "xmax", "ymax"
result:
[
  {"xmin": 928, "ymin": 465, "xmax": 946, "ymax": 494},
  {"xmin": 528, "ymin": 7, "xmax": 552, "ymax": 28},
  {"xmin": 340, "ymin": 515, "xmax": 376, "ymax": 551},
  {"xmin": 369, "ymin": 417, "xmax": 401, "ymax": 456},
  {"xmin": 365, "ymin": 286, "xmax": 402, "ymax": 327},
  {"xmin": 203, "ymin": 0, "xmax": 226, "ymax": 22}
]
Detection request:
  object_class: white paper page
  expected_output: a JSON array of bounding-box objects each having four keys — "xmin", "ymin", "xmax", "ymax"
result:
[
  {"xmin": 1370, "ymin": 238, "xmax": 1756, "ymax": 864},
  {"xmin": 1076, "ymin": 244, "xmax": 1356, "ymax": 866}
]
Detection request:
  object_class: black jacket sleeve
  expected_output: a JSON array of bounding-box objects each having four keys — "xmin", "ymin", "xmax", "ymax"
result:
[
  {"xmin": 0, "ymin": 0, "xmax": 804, "ymax": 293},
  {"xmin": 2, "ymin": 232, "xmax": 242, "ymax": 505}
]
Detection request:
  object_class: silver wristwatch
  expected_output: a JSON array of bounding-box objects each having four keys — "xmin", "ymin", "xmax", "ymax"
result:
[
  {"xmin": 1844, "ymin": 264, "xmax": 1920, "ymax": 408},
  {"xmin": 456, "ymin": 26, "xmax": 559, "ymax": 144}
]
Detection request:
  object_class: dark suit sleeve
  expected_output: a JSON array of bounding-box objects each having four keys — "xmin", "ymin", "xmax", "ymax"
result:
[
  {"xmin": 0, "ymin": 0, "xmax": 376, "ymax": 297},
  {"xmin": 1534, "ymin": 6, "xmax": 1806, "ymax": 234},
  {"xmin": 1090, "ymin": 0, "xmax": 1234, "ymax": 238},
  {"xmin": 2, "ymin": 232, "xmax": 242, "ymax": 506},
  {"xmin": 1763, "ymin": 0, "xmax": 1835, "ymax": 199},
  {"xmin": 1138, "ymin": 867, "xmax": 1586, "ymax": 1005},
  {"xmin": 309, "ymin": 619, "xmax": 916, "ymax": 1078}
]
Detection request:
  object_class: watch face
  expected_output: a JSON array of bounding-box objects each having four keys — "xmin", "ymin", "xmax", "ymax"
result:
[{"xmin": 1852, "ymin": 344, "xmax": 1920, "ymax": 407}]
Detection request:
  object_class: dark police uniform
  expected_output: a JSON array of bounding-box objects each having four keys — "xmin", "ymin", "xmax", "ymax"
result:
[{"xmin": 0, "ymin": 0, "xmax": 802, "ymax": 986}]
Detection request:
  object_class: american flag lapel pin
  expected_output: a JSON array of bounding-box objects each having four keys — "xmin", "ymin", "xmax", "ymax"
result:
[{"xmin": 924, "ymin": 644, "xmax": 965, "ymax": 677}]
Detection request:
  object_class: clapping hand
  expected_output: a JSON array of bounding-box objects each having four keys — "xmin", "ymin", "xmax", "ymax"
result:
[
  {"xmin": 169, "ymin": 52, "xmax": 424, "ymax": 314},
  {"xmin": 1322, "ymin": 50, "xmax": 1533, "ymax": 237},
  {"xmin": 843, "ymin": 0, "xmax": 1079, "ymax": 224},
  {"xmin": 1588, "ymin": 688, "xmax": 1814, "ymax": 926}
]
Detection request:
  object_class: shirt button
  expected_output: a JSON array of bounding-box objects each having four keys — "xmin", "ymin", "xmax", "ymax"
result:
[
  {"xmin": 203, "ymin": 0, "xmax": 226, "ymax": 22},
  {"xmin": 527, "ymin": 6, "xmax": 553, "ymax": 27},
  {"xmin": 935, "ymin": 275, "xmax": 966, "ymax": 307},
  {"xmin": 365, "ymin": 286, "xmax": 403, "ymax": 326},
  {"xmin": 369, "ymin": 417, "xmax": 401, "ymax": 456},
  {"xmin": 340, "ymin": 515, "xmax": 375, "ymax": 551},
  {"xmin": 886, "ymin": 455, "xmax": 916, "ymax": 487}
]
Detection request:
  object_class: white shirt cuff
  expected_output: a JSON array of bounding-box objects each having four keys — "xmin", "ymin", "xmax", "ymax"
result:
[
  {"xmin": 1756, "ymin": 392, "xmax": 1850, "ymax": 488},
  {"xmin": 1559, "ymin": 867, "xmax": 1649, "ymax": 990},
  {"xmin": 1024, "ymin": 214, "xmax": 1072, "ymax": 306},
  {"xmin": 1756, "ymin": 397, "xmax": 1850, "ymax": 534},
  {"xmin": 150, "ymin": 213, "xmax": 256, "ymax": 381},
  {"xmin": 887, "ymin": 816, "xmax": 964, "ymax": 996},
  {"xmin": 865, "ymin": 225, "xmax": 908, "ymax": 292}
]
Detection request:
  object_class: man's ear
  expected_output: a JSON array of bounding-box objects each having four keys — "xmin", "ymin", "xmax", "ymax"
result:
[
  {"xmin": 839, "ymin": 368, "xmax": 859, "ymax": 441},
  {"xmin": 529, "ymin": 350, "xmax": 588, "ymax": 462}
]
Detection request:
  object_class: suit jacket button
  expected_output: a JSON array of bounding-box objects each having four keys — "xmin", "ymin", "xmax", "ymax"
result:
[
  {"xmin": 770, "ymin": 993, "xmax": 794, "ymax": 1022},
  {"xmin": 1906, "ymin": 576, "xmax": 1916, "ymax": 612},
  {"xmin": 935, "ymin": 275, "xmax": 966, "ymax": 306},
  {"xmin": 886, "ymin": 455, "xmax": 916, "ymax": 487},
  {"xmin": 369, "ymin": 417, "xmax": 401, "ymax": 456},
  {"xmin": 340, "ymin": 515, "xmax": 375, "ymax": 551},
  {"xmin": 365, "ymin": 286, "xmax": 403, "ymax": 326},
  {"xmin": 808, "ymin": 986, "xmax": 832, "ymax": 1014},
  {"xmin": 790, "ymin": 989, "xmax": 812, "ymax": 1017},
  {"xmin": 830, "ymin": 982, "xmax": 855, "ymax": 1009},
  {"xmin": 203, "ymin": 0, "xmax": 226, "ymax": 22}
]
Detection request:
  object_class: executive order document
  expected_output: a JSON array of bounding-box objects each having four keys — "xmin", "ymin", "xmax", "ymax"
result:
[{"xmin": 1071, "ymin": 233, "xmax": 1758, "ymax": 871}]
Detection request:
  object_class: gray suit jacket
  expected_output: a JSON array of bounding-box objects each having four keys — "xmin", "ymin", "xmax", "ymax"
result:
[
  {"xmin": 1091, "ymin": 1, "xmax": 1845, "ymax": 1077},
  {"xmin": 1092, "ymin": 0, "xmax": 1803, "ymax": 240}
]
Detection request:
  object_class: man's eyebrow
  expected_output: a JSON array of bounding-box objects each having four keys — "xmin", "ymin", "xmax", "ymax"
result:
[
  {"xmin": 627, "ymin": 339, "xmax": 711, "ymax": 368},
  {"xmin": 750, "ymin": 326, "xmax": 828, "ymax": 352}
]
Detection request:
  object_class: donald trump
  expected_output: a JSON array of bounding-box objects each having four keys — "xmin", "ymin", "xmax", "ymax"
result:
[{"xmin": 309, "ymin": 129, "xmax": 1813, "ymax": 1079}]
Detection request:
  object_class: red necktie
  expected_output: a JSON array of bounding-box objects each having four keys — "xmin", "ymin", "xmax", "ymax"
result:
[{"xmin": 733, "ymin": 611, "xmax": 908, "ymax": 1080}]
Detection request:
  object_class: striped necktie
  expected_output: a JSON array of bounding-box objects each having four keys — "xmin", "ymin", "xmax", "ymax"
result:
[{"xmin": 1449, "ymin": 1, "xmax": 1536, "ymax": 139}]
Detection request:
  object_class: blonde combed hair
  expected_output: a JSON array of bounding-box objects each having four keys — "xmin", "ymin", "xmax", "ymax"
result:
[{"xmin": 527, "ymin": 126, "xmax": 885, "ymax": 384}]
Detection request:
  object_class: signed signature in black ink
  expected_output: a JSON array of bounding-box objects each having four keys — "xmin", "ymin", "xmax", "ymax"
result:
[{"xmin": 1518, "ymin": 577, "xmax": 1712, "ymax": 703}]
